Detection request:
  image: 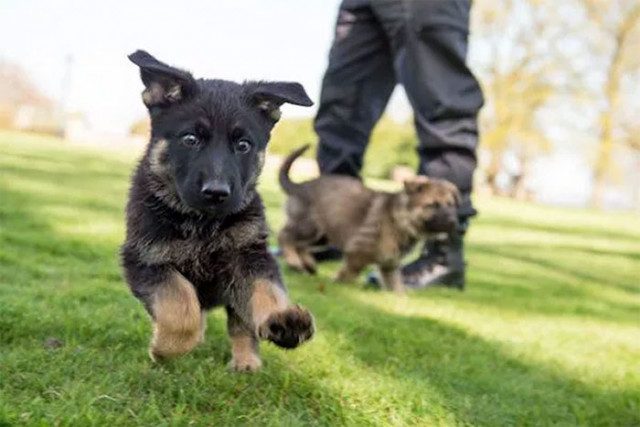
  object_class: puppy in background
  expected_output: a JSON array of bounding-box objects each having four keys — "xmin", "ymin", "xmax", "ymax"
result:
[{"xmin": 278, "ymin": 145, "xmax": 460, "ymax": 293}]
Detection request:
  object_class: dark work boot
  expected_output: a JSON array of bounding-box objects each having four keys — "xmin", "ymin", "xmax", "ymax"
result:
[{"xmin": 401, "ymin": 227, "xmax": 466, "ymax": 290}]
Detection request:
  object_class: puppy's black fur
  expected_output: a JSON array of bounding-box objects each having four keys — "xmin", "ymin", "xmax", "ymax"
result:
[{"xmin": 120, "ymin": 50, "xmax": 314, "ymax": 371}]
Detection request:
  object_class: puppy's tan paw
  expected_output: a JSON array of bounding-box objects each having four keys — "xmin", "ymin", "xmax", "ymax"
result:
[
  {"xmin": 148, "ymin": 331, "xmax": 200, "ymax": 362},
  {"xmin": 393, "ymin": 286, "xmax": 407, "ymax": 295},
  {"xmin": 228, "ymin": 354, "xmax": 262, "ymax": 373},
  {"xmin": 259, "ymin": 305, "xmax": 315, "ymax": 349},
  {"xmin": 149, "ymin": 347, "xmax": 170, "ymax": 363},
  {"xmin": 334, "ymin": 269, "xmax": 355, "ymax": 283},
  {"xmin": 149, "ymin": 347, "xmax": 161, "ymax": 363}
]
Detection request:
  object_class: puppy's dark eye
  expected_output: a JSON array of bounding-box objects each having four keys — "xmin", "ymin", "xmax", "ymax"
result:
[
  {"xmin": 234, "ymin": 139, "xmax": 252, "ymax": 154},
  {"xmin": 181, "ymin": 134, "xmax": 199, "ymax": 147}
]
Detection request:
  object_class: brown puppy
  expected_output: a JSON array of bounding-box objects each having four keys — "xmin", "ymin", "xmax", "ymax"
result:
[{"xmin": 278, "ymin": 145, "xmax": 460, "ymax": 293}]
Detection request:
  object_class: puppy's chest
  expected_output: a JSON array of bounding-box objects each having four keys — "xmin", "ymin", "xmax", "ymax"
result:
[
  {"xmin": 377, "ymin": 224, "xmax": 417, "ymax": 261},
  {"xmin": 143, "ymin": 219, "xmax": 266, "ymax": 279},
  {"xmin": 169, "ymin": 237, "xmax": 229, "ymax": 272}
]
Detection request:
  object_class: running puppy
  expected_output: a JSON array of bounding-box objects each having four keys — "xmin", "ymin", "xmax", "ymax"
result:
[
  {"xmin": 121, "ymin": 51, "xmax": 315, "ymax": 372},
  {"xmin": 278, "ymin": 145, "xmax": 460, "ymax": 293}
]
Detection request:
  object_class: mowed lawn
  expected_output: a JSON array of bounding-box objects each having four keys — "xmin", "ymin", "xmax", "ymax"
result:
[{"xmin": 1, "ymin": 131, "xmax": 639, "ymax": 426}]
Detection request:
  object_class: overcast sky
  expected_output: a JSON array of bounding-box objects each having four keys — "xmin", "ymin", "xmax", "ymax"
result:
[{"xmin": 0, "ymin": 0, "xmax": 367, "ymax": 133}]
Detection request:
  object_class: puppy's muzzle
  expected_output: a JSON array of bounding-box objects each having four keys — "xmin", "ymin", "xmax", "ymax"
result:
[
  {"xmin": 201, "ymin": 180, "xmax": 231, "ymax": 205},
  {"xmin": 424, "ymin": 206, "xmax": 458, "ymax": 233}
]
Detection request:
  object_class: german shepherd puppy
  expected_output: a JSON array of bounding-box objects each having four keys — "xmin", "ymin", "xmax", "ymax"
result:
[
  {"xmin": 278, "ymin": 145, "xmax": 460, "ymax": 293},
  {"xmin": 121, "ymin": 51, "xmax": 315, "ymax": 372}
]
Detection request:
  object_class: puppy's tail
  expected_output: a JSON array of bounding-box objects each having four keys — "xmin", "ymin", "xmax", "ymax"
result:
[{"xmin": 279, "ymin": 144, "xmax": 310, "ymax": 196}]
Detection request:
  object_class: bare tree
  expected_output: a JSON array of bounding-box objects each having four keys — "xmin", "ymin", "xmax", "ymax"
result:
[
  {"xmin": 472, "ymin": 0, "xmax": 583, "ymax": 197},
  {"xmin": 0, "ymin": 61, "xmax": 53, "ymax": 130},
  {"xmin": 0, "ymin": 61, "xmax": 51, "ymax": 108},
  {"xmin": 620, "ymin": 122, "xmax": 640, "ymax": 210},
  {"xmin": 582, "ymin": 0, "xmax": 640, "ymax": 208}
]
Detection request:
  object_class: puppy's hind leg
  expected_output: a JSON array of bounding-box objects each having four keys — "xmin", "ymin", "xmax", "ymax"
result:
[
  {"xmin": 279, "ymin": 228, "xmax": 308, "ymax": 273},
  {"xmin": 299, "ymin": 249, "xmax": 317, "ymax": 274},
  {"xmin": 278, "ymin": 220, "xmax": 320, "ymax": 274},
  {"xmin": 335, "ymin": 253, "xmax": 368, "ymax": 284},
  {"xmin": 380, "ymin": 265, "xmax": 406, "ymax": 294}
]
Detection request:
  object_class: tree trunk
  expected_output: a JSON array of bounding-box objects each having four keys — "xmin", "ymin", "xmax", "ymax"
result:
[
  {"xmin": 486, "ymin": 153, "xmax": 502, "ymax": 195},
  {"xmin": 589, "ymin": 3, "xmax": 640, "ymax": 209},
  {"xmin": 635, "ymin": 151, "xmax": 640, "ymax": 212},
  {"xmin": 591, "ymin": 178, "xmax": 607, "ymax": 210},
  {"xmin": 591, "ymin": 112, "xmax": 613, "ymax": 209}
]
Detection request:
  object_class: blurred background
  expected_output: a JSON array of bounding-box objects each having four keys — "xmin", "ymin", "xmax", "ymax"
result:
[{"xmin": 1, "ymin": 0, "xmax": 639, "ymax": 210}]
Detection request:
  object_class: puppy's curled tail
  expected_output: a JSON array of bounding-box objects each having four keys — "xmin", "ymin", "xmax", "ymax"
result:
[{"xmin": 279, "ymin": 144, "xmax": 310, "ymax": 196}]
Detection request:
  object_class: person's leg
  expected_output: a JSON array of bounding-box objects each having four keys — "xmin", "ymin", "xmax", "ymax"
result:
[
  {"xmin": 392, "ymin": 0, "xmax": 484, "ymax": 288},
  {"xmin": 315, "ymin": 1, "xmax": 397, "ymax": 177},
  {"xmin": 306, "ymin": 1, "xmax": 398, "ymax": 263}
]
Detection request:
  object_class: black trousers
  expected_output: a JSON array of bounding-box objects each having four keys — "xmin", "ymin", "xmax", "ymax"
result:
[{"xmin": 315, "ymin": 0, "xmax": 484, "ymax": 219}]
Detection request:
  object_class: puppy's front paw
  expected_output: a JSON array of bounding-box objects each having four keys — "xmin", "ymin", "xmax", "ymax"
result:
[
  {"xmin": 334, "ymin": 265, "xmax": 358, "ymax": 283},
  {"xmin": 259, "ymin": 305, "xmax": 315, "ymax": 349},
  {"xmin": 228, "ymin": 353, "xmax": 262, "ymax": 373},
  {"xmin": 149, "ymin": 347, "xmax": 165, "ymax": 363}
]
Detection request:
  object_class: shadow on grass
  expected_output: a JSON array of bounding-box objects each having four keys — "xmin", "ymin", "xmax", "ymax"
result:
[
  {"xmin": 309, "ymin": 290, "xmax": 639, "ymax": 425},
  {"xmin": 454, "ymin": 243, "xmax": 640, "ymax": 324},
  {"xmin": 478, "ymin": 215, "xmax": 640, "ymax": 243},
  {"xmin": 476, "ymin": 244, "xmax": 639, "ymax": 294}
]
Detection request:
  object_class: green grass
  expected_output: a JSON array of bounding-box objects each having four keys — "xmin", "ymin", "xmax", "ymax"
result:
[{"xmin": 1, "ymin": 131, "xmax": 639, "ymax": 426}]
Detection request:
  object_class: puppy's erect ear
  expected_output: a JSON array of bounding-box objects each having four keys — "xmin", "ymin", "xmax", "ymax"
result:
[
  {"xmin": 403, "ymin": 176, "xmax": 430, "ymax": 195},
  {"xmin": 128, "ymin": 50, "xmax": 197, "ymax": 110},
  {"xmin": 244, "ymin": 81, "xmax": 313, "ymax": 122}
]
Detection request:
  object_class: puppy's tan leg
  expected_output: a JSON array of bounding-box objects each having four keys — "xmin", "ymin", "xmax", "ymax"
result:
[
  {"xmin": 281, "ymin": 242, "xmax": 308, "ymax": 272},
  {"xmin": 278, "ymin": 224, "xmax": 316, "ymax": 274},
  {"xmin": 335, "ymin": 253, "xmax": 367, "ymax": 283},
  {"xmin": 278, "ymin": 218, "xmax": 321, "ymax": 274},
  {"xmin": 226, "ymin": 308, "xmax": 262, "ymax": 372},
  {"xmin": 299, "ymin": 249, "xmax": 317, "ymax": 274},
  {"xmin": 149, "ymin": 271, "xmax": 202, "ymax": 361},
  {"xmin": 281, "ymin": 245, "xmax": 317, "ymax": 274},
  {"xmin": 250, "ymin": 279, "xmax": 315, "ymax": 350},
  {"xmin": 230, "ymin": 335, "xmax": 261, "ymax": 372},
  {"xmin": 225, "ymin": 272, "xmax": 314, "ymax": 372},
  {"xmin": 279, "ymin": 226, "xmax": 308, "ymax": 272},
  {"xmin": 225, "ymin": 278, "xmax": 314, "ymax": 372},
  {"xmin": 380, "ymin": 266, "xmax": 405, "ymax": 294},
  {"xmin": 335, "ymin": 265, "xmax": 358, "ymax": 283}
]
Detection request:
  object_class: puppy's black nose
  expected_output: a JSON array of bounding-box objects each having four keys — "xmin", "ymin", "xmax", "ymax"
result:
[{"xmin": 201, "ymin": 181, "xmax": 230, "ymax": 204}]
